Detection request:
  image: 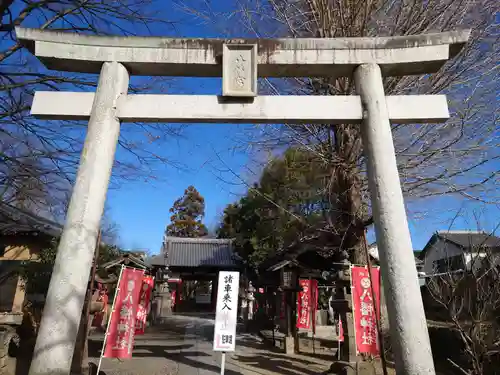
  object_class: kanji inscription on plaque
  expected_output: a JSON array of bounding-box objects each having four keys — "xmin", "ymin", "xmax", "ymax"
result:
[{"xmin": 222, "ymin": 44, "xmax": 257, "ymax": 97}]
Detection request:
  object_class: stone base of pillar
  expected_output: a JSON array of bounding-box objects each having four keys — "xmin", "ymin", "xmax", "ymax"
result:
[
  {"xmin": 158, "ymin": 292, "xmax": 172, "ymax": 317},
  {"xmin": 284, "ymin": 336, "xmax": 295, "ymax": 355},
  {"xmin": 152, "ymin": 292, "xmax": 172, "ymax": 324}
]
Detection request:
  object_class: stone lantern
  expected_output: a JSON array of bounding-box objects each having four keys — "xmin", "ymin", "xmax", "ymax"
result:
[{"xmin": 246, "ymin": 282, "xmax": 256, "ymax": 320}]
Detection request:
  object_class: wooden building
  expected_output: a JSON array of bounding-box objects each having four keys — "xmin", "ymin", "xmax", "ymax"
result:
[
  {"xmin": 147, "ymin": 236, "xmax": 242, "ymax": 313},
  {"xmin": 0, "ymin": 202, "xmax": 62, "ymax": 316}
]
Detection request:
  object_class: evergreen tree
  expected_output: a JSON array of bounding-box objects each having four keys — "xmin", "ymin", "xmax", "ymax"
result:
[
  {"xmin": 217, "ymin": 147, "xmax": 332, "ymax": 268},
  {"xmin": 166, "ymin": 186, "xmax": 208, "ymax": 237}
]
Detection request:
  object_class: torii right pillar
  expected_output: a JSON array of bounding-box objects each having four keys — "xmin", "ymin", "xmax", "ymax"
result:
[
  {"xmin": 355, "ymin": 63, "xmax": 433, "ymax": 374},
  {"xmin": 16, "ymin": 26, "xmax": 471, "ymax": 375}
]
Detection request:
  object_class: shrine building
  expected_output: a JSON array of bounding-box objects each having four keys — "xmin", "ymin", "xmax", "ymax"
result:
[{"xmin": 147, "ymin": 237, "xmax": 242, "ymax": 314}]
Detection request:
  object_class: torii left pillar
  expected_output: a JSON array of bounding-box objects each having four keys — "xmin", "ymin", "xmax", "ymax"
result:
[
  {"xmin": 17, "ymin": 26, "xmax": 469, "ymax": 375},
  {"xmin": 28, "ymin": 62, "xmax": 129, "ymax": 375}
]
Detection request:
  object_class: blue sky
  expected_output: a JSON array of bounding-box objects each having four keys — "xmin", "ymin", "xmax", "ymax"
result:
[
  {"xmin": 104, "ymin": 4, "xmax": 256, "ymax": 252},
  {"xmin": 103, "ymin": 2, "xmax": 499, "ymax": 254},
  {"xmin": 11, "ymin": 1, "xmax": 497, "ymax": 254},
  {"xmin": 103, "ymin": 4, "xmax": 500, "ymax": 252}
]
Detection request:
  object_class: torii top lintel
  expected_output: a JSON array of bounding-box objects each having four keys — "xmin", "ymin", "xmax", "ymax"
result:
[{"xmin": 16, "ymin": 27, "xmax": 470, "ymax": 78}]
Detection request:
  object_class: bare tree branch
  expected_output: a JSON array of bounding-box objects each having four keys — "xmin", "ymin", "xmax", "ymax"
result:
[
  {"xmin": 0, "ymin": 0, "xmax": 184, "ymax": 217},
  {"xmin": 186, "ymin": 0, "xmax": 499, "ymax": 263}
]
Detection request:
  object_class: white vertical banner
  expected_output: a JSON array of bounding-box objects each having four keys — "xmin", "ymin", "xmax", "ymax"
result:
[{"xmin": 213, "ymin": 271, "xmax": 240, "ymax": 352}]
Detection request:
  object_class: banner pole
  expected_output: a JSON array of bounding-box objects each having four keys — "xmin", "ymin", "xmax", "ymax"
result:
[
  {"xmin": 337, "ymin": 313, "xmax": 341, "ymax": 360},
  {"xmin": 148, "ymin": 276, "xmax": 155, "ymax": 329},
  {"xmin": 350, "ymin": 265, "xmax": 359, "ymax": 357},
  {"xmin": 220, "ymin": 352, "xmax": 226, "ymax": 375},
  {"xmin": 97, "ymin": 264, "xmax": 125, "ymax": 374},
  {"xmin": 309, "ymin": 276, "xmax": 315, "ymax": 355},
  {"xmin": 338, "ymin": 338, "xmax": 341, "ymax": 360},
  {"xmin": 363, "ymin": 233, "xmax": 389, "ymax": 375}
]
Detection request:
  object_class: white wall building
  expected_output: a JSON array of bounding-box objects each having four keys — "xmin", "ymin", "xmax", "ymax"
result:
[{"xmin": 419, "ymin": 231, "xmax": 500, "ymax": 276}]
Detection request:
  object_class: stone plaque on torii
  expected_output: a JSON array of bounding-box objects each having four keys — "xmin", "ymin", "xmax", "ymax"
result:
[{"xmin": 16, "ymin": 27, "xmax": 470, "ymax": 375}]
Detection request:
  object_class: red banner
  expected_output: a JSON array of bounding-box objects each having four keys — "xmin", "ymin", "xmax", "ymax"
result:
[
  {"xmin": 104, "ymin": 267, "xmax": 144, "ymax": 359},
  {"xmin": 296, "ymin": 279, "xmax": 318, "ymax": 329},
  {"xmin": 135, "ymin": 275, "xmax": 154, "ymax": 335},
  {"xmin": 171, "ymin": 290, "xmax": 177, "ymax": 309},
  {"xmin": 351, "ymin": 266, "xmax": 381, "ymax": 356},
  {"xmin": 338, "ymin": 316, "xmax": 344, "ymax": 342}
]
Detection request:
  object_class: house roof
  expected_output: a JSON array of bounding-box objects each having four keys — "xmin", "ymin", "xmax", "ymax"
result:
[
  {"xmin": 0, "ymin": 201, "xmax": 62, "ymax": 237},
  {"xmin": 261, "ymin": 246, "xmax": 333, "ymax": 273},
  {"xmin": 100, "ymin": 252, "xmax": 149, "ymax": 270},
  {"xmin": 438, "ymin": 231, "xmax": 500, "ymax": 249},
  {"xmin": 267, "ymin": 259, "xmax": 297, "ymax": 272},
  {"xmin": 419, "ymin": 231, "xmax": 500, "ymax": 259},
  {"xmin": 148, "ymin": 237, "xmax": 239, "ymax": 268}
]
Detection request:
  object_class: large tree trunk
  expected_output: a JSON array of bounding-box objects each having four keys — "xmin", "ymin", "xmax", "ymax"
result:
[{"xmin": 332, "ymin": 124, "xmax": 368, "ymax": 266}]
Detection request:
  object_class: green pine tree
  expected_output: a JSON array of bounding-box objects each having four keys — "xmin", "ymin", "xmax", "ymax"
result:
[
  {"xmin": 166, "ymin": 186, "xmax": 208, "ymax": 237},
  {"xmin": 217, "ymin": 147, "xmax": 331, "ymax": 268}
]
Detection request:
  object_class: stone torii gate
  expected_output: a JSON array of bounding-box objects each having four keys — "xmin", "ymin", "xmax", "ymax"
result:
[{"xmin": 16, "ymin": 27, "xmax": 469, "ymax": 375}]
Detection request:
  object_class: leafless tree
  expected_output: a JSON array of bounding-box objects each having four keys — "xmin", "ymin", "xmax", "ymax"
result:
[
  {"xmin": 427, "ymin": 238, "xmax": 500, "ymax": 375},
  {"xmin": 183, "ymin": 0, "xmax": 499, "ymax": 263},
  {"xmin": 0, "ymin": 0, "xmax": 184, "ymax": 216}
]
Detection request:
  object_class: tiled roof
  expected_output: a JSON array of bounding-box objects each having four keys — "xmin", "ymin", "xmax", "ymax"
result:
[
  {"xmin": 419, "ymin": 231, "xmax": 500, "ymax": 259},
  {"xmin": 0, "ymin": 201, "xmax": 62, "ymax": 237},
  {"xmin": 437, "ymin": 231, "xmax": 500, "ymax": 250},
  {"xmin": 158, "ymin": 237, "xmax": 238, "ymax": 268}
]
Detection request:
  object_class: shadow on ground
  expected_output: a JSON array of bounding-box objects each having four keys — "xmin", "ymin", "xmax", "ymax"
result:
[
  {"xmin": 15, "ymin": 316, "xmax": 334, "ymax": 375},
  {"xmin": 296, "ymin": 351, "xmax": 337, "ymax": 362},
  {"xmin": 88, "ymin": 349, "xmax": 243, "ymax": 375},
  {"xmin": 173, "ymin": 312, "xmax": 216, "ymax": 320},
  {"xmin": 165, "ymin": 351, "xmax": 242, "ymax": 375},
  {"xmin": 88, "ymin": 340, "xmax": 194, "ymax": 357},
  {"xmin": 231, "ymin": 352, "xmax": 324, "ymax": 375},
  {"xmin": 90, "ymin": 339, "xmax": 328, "ymax": 375}
]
